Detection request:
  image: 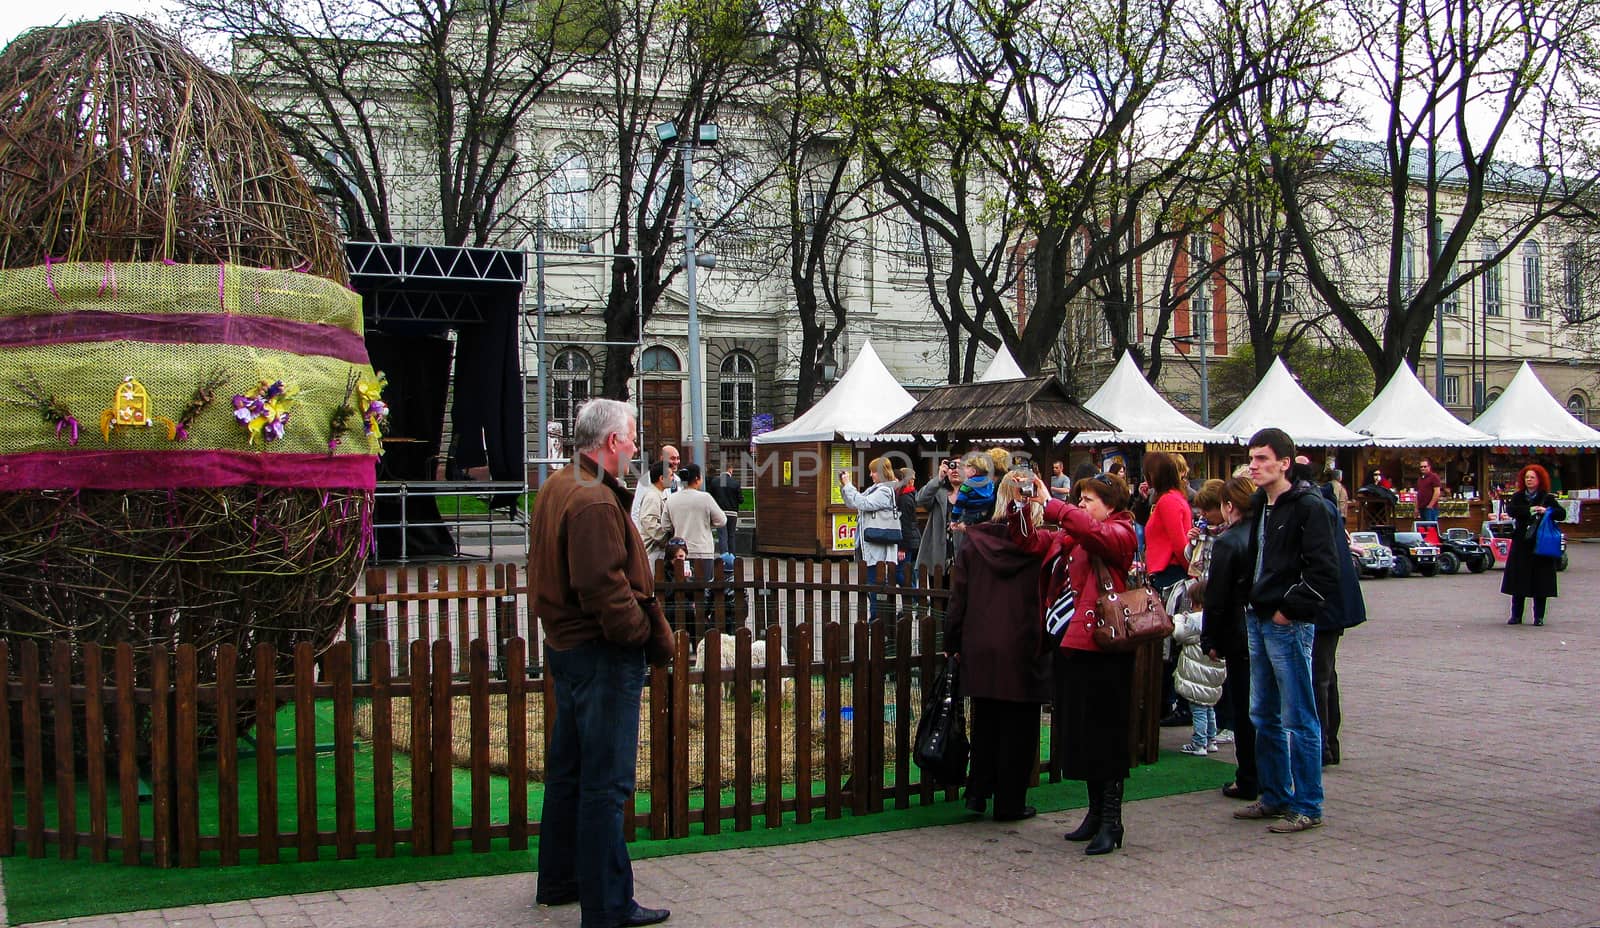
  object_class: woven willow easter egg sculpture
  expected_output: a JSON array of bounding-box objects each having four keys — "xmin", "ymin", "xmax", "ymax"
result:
[{"xmin": 0, "ymin": 18, "xmax": 381, "ymax": 704}]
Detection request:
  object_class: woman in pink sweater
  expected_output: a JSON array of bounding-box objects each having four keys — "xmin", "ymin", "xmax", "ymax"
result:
[{"xmin": 1140, "ymin": 451, "xmax": 1191, "ymax": 594}]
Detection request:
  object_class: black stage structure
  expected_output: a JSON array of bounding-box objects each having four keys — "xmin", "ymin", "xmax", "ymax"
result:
[{"xmin": 347, "ymin": 242, "xmax": 527, "ymax": 561}]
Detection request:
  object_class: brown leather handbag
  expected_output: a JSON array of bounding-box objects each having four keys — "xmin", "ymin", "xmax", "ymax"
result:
[{"xmin": 1087, "ymin": 559, "xmax": 1174, "ymax": 652}]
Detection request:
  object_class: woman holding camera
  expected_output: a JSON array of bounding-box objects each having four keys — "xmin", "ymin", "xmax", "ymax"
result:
[
  {"xmin": 1009, "ymin": 470, "xmax": 1139, "ymax": 855},
  {"xmin": 840, "ymin": 457, "xmax": 900, "ymax": 620},
  {"xmin": 915, "ymin": 458, "xmax": 960, "ymax": 574},
  {"xmin": 943, "ymin": 474, "xmax": 1051, "ymax": 821}
]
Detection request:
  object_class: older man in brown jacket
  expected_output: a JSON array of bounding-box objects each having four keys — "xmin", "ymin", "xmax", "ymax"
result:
[{"xmin": 531, "ymin": 398, "xmax": 672, "ymax": 928}]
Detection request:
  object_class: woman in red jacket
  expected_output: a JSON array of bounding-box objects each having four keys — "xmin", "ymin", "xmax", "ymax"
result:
[
  {"xmin": 1009, "ymin": 470, "xmax": 1138, "ymax": 855},
  {"xmin": 1141, "ymin": 451, "xmax": 1191, "ymax": 593}
]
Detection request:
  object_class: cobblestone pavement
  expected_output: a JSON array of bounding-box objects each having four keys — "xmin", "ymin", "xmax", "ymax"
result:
[{"xmin": 11, "ymin": 544, "xmax": 1600, "ymax": 928}]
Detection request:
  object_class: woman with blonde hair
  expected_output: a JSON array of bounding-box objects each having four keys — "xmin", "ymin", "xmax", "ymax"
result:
[
  {"xmin": 840, "ymin": 456, "xmax": 900, "ymax": 620},
  {"xmin": 944, "ymin": 471, "xmax": 1051, "ymax": 820}
]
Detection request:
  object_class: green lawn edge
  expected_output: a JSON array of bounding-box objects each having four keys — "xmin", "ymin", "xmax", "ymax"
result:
[{"xmin": 3, "ymin": 751, "xmax": 1231, "ymax": 925}]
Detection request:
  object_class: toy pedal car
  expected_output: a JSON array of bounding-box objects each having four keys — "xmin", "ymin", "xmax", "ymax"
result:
[
  {"xmin": 1414, "ymin": 521, "xmax": 1491, "ymax": 574},
  {"xmin": 1481, "ymin": 518, "xmax": 1568, "ymax": 571},
  {"xmin": 1347, "ymin": 530, "xmax": 1395, "ymax": 578},
  {"xmin": 1374, "ymin": 526, "xmax": 1438, "ymax": 578}
]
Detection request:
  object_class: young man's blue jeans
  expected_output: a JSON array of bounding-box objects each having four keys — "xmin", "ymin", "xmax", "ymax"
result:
[
  {"xmin": 1420, "ymin": 507, "xmax": 1439, "ymax": 523},
  {"xmin": 1247, "ymin": 610, "xmax": 1324, "ymax": 818},
  {"xmin": 537, "ymin": 640, "xmax": 648, "ymax": 928}
]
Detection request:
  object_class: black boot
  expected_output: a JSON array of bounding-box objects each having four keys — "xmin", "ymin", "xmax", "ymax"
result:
[
  {"xmin": 1085, "ymin": 779, "xmax": 1124, "ymax": 855},
  {"xmin": 1063, "ymin": 779, "xmax": 1104, "ymax": 841}
]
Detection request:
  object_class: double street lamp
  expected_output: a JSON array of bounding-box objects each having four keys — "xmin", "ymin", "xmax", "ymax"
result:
[{"xmin": 656, "ymin": 120, "xmax": 719, "ymax": 470}]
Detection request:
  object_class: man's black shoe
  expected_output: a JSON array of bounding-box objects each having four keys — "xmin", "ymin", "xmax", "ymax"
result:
[
  {"xmin": 1159, "ymin": 711, "xmax": 1191, "ymax": 728},
  {"xmin": 615, "ymin": 904, "xmax": 671, "ymax": 927}
]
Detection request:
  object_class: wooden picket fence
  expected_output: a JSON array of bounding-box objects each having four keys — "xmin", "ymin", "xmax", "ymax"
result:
[{"xmin": 3, "ymin": 558, "xmax": 1162, "ymax": 868}]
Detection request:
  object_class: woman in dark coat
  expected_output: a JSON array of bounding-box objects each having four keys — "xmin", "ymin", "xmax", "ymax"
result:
[
  {"xmin": 1198, "ymin": 476, "xmax": 1258, "ymax": 800},
  {"xmin": 1502, "ymin": 463, "xmax": 1565, "ymax": 626},
  {"xmin": 1011, "ymin": 470, "xmax": 1138, "ymax": 855},
  {"xmin": 944, "ymin": 475, "xmax": 1050, "ymax": 822}
]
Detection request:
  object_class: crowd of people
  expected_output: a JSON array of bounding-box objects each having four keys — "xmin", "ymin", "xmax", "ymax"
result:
[
  {"xmin": 940, "ymin": 428, "xmax": 1362, "ymax": 851},
  {"xmin": 526, "ymin": 396, "xmax": 1569, "ymax": 927}
]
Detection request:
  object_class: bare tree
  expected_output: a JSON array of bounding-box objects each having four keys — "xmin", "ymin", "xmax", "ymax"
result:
[
  {"xmin": 180, "ymin": 0, "xmax": 603, "ymax": 246},
  {"xmin": 573, "ymin": 0, "xmax": 780, "ymax": 397},
  {"xmin": 1267, "ymin": 0, "xmax": 1600, "ymax": 386}
]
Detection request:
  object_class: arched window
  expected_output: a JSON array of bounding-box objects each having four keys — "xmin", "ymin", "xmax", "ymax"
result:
[
  {"xmin": 639, "ymin": 345, "xmax": 681, "ymax": 373},
  {"xmin": 551, "ymin": 348, "xmax": 592, "ymax": 439},
  {"xmin": 547, "ymin": 150, "xmax": 589, "ymax": 231},
  {"xmin": 1524, "ymin": 241, "xmax": 1543, "ymax": 320},
  {"xmin": 719, "ymin": 351, "xmax": 757, "ymax": 440},
  {"xmin": 1568, "ymin": 392, "xmax": 1588, "ymax": 424}
]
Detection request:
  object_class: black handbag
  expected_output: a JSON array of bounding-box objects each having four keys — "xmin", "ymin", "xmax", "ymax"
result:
[
  {"xmin": 913, "ymin": 658, "xmax": 969, "ymax": 786},
  {"xmin": 861, "ymin": 526, "xmax": 903, "ymax": 545}
]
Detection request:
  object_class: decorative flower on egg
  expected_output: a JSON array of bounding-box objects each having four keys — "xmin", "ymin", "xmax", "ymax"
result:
[
  {"xmin": 358, "ymin": 372, "xmax": 389, "ymax": 439},
  {"xmin": 233, "ymin": 379, "xmax": 294, "ymax": 445}
]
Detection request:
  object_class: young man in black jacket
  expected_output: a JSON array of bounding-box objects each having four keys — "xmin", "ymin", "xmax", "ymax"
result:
[{"xmin": 1233, "ymin": 429, "xmax": 1340, "ymax": 834}]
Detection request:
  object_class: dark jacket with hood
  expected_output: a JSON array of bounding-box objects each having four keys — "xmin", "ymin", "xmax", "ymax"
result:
[
  {"xmin": 1312, "ymin": 489, "xmax": 1367, "ymax": 632},
  {"xmin": 1246, "ymin": 481, "xmax": 1342, "ymax": 624},
  {"xmin": 943, "ymin": 521, "xmax": 1051, "ymax": 703}
]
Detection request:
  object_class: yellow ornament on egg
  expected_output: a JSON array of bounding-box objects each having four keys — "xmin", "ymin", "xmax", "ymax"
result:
[{"xmin": 100, "ymin": 376, "xmax": 178, "ymax": 441}]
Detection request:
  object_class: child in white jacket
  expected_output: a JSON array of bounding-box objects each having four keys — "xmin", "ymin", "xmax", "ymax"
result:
[{"xmin": 1171, "ymin": 579, "xmax": 1227, "ymax": 756}]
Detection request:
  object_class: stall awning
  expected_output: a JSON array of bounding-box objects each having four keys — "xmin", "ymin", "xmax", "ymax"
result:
[
  {"xmin": 753, "ymin": 340, "xmax": 917, "ymax": 444},
  {"xmin": 1469, "ymin": 362, "xmax": 1600, "ymax": 448},
  {"xmin": 1346, "ymin": 363, "xmax": 1494, "ymax": 447},
  {"xmin": 1213, "ymin": 357, "xmax": 1368, "ymax": 447},
  {"xmin": 1073, "ymin": 352, "xmax": 1236, "ymax": 446}
]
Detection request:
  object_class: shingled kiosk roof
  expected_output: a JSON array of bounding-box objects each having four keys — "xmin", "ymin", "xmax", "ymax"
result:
[{"xmin": 880, "ymin": 375, "xmax": 1115, "ymax": 444}]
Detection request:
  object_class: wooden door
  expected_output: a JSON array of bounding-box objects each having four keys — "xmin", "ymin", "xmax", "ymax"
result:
[{"xmin": 641, "ymin": 380, "xmax": 682, "ymax": 453}]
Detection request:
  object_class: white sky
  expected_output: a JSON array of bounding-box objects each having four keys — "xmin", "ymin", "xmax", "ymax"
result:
[{"xmin": 0, "ymin": 0, "xmax": 169, "ymax": 47}]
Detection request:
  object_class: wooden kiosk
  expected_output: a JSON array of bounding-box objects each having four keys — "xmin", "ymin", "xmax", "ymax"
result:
[{"xmin": 752, "ymin": 341, "xmax": 917, "ymax": 557}]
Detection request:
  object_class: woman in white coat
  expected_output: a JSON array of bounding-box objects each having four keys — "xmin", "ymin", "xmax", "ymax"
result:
[{"xmin": 840, "ymin": 456, "xmax": 900, "ymax": 621}]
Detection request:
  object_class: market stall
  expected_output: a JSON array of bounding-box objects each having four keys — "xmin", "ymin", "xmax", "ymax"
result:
[
  {"xmin": 1469, "ymin": 362, "xmax": 1600, "ymax": 537},
  {"xmin": 1072, "ymin": 352, "xmax": 1236, "ymax": 482},
  {"xmin": 1345, "ymin": 364, "xmax": 1495, "ymax": 532},
  {"xmin": 1212, "ymin": 357, "xmax": 1367, "ymax": 486},
  {"xmin": 751, "ymin": 340, "xmax": 917, "ymax": 556}
]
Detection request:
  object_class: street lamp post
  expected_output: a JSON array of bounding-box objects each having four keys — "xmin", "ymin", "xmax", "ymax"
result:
[{"xmin": 657, "ymin": 120, "xmax": 720, "ymax": 471}]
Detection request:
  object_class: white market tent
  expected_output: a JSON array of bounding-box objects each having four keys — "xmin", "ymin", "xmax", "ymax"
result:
[
  {"xmin": 1073, "ymin": 352, "xmax": 1234, "ymax": 445},
  {"xmin": 753, "ymin": 339, "xmax": 918, "ymax": 444},
  {"xmin": 976, "ymin": 345, "xmax": 1027, "ymax": 382},
  {"xmin": 1469, "ymin": 362, "xmax": 1600, "ymax": 448},
  {"xmin": 1346, "ymin": 363, "xmax": 1494, "ymax": 447},
  {"xmin": 1213, "ymin": 356, "xmax": 1367, "ymax": 447}
]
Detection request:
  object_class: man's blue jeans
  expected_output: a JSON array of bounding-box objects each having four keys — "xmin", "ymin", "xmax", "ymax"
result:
[
  {"xmin": 1420, "ymin": 507, "xmax": 1439, "ymax": 523},
  {"xmin": 537, "ymin": 640, "xmax": 647, "ymax": 928},
  {"xmin": 1247, "ymin": 611, "xmax": 1324, "ymax": 818}
]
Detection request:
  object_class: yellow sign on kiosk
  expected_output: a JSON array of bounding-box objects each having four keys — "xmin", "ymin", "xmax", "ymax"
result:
[{"xmin": 831, "ymin": 512, "xmax": 858, "ymax": 552}]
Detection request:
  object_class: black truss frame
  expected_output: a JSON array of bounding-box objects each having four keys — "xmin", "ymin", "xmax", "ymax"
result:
[{"xmin": 346, "ymin": 242, "xmax": 526, "ymax": 325}]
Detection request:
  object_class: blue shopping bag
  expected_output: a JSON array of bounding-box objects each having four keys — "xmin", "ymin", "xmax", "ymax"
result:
[{"xmin": 1534, "ymin": 509, "xmax": 1563, "ymax": 558}]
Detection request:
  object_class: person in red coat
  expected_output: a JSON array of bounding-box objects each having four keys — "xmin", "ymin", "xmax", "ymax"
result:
[
  {"xmin": 1141, "ymin": 451, "xmax": 1192, "ymax": 593},
  {"xmin": 1009, "ymin": 470, "xmax": 1138, "ymax": 855}
]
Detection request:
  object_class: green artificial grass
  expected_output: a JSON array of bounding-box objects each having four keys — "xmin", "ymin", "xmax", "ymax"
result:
[
  {"xmin": 4, "ymin": 742, "xmax": 1231, "ymax": 925},
  {"xmin": 434, "ymin": 493, "xmax": 533, "ymax": 517}
]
